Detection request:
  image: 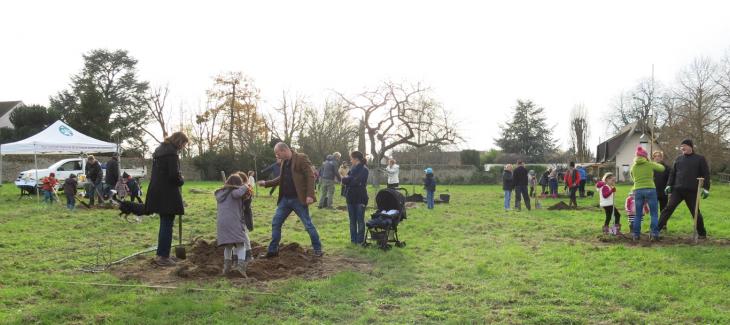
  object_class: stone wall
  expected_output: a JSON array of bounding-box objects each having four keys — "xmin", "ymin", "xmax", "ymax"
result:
[{"xmin": 0, "ymin": 155, "xmax": 201, "ymax": 184}]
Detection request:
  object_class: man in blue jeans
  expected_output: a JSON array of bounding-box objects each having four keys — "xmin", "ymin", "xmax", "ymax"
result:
[{"xmin": 259, "ymin": 142, "xmax": 323, "ymax": 258}]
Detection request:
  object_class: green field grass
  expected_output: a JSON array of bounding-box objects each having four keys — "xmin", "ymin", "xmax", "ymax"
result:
[{"xmin": 1, "ymin": 182, "xmax": 729, "ymax": 324}]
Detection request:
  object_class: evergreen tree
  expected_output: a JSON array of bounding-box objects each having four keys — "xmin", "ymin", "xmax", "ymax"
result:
[{"xmin": 494, "ymin": 100, "xmax": 556, "ymax": 161}]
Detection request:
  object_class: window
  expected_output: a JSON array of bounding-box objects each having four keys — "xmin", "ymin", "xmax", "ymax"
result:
[{"xmin": 59, "ymin": 161, "xmax": 81, "ymax": 172}]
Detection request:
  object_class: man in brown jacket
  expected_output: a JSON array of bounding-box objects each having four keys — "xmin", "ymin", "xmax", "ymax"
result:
[{"xmin": 258, "ymin": 142, "xmax": 323, "ymax": 257}]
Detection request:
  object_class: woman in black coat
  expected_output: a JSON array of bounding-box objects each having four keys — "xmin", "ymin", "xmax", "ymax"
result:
[{"xmin": 146, "ymin": 132, "xmax": 189, "ymax": 266}]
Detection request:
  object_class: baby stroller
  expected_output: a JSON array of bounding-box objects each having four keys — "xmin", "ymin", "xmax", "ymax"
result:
[{"xmin": 363, "ymin": 188, "xmax": 407, "ymax": 250}]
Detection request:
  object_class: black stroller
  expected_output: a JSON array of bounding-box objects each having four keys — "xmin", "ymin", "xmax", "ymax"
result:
[{"xmin": 363, "ymin": 188, "xmax": 407, "ymax": 250}]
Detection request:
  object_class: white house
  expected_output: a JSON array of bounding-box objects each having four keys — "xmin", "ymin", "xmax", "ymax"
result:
[
  {"xmin": 595, "ymin": 121, "xmax": 662, "ymax": 182},
  {"xmin": 0, "ymin": 101, "xmax": 24, "ymax": 129}
]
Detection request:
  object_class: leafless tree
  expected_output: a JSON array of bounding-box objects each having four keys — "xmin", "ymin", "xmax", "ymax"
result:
[
  {"xmin": 208, "ymin": 72, "xmax": 260, "ymax": 153},
  {"xmin": 606, "ymin": 78, "xmax": 660, "ymax": 135},
  {"xmin": 337, "ymin": 81, "xmax": 461, "ymax": 168},
  {"xmin": 569, "ymin": 104, "xmax": 592, "ymax": 162},
  {"xmin": 267, "ymin": 90, "xmax": 308, "ymax": 146},
  {"xmin": 298, "ymin": 99, "xmax": 358, "ymax": 163},
  {"xmin": 143, "ymin": 84, "xmax": 172, "ymax": 143}
]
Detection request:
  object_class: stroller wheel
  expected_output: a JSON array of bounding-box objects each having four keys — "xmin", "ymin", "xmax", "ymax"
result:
[{"xmin": 396, "ymin": 241, "xmax": 406, "ymax": 248}]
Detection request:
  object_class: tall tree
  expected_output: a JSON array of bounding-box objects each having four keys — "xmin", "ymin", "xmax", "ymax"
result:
[
  {"xmin": 144, "ymin": 84, "xmax": 172, "ymax": 143},
  {"xmin": 606, "ymin": 78, "xmax": 661, "ymax": 134},
  {"xmin": 338, "ymin": 81, "xmax": 460, "ymax": 168},
  {"xmin": 50, "ymin": 49, "xmax": 149, "ymax": 145},
  {"xmin": 207, "ymin": 72, "xmax": 262, "ymax": 154},
  {"xmin": 494, "ymin": 99, "xmax": 555, "ymax": 161},
  {"xmin": 569, "ymin": 104, "xmax": 592, "ymax": 162},
  {"xmin": 8, "ymin": 104, "xmax": 62, "ymax": 139}
]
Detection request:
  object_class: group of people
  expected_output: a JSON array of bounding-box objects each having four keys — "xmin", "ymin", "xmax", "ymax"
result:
[
  {"xmin": 597, "ymin": 139, "xmax": 711, "ymax": 241},
  {"xmin": 502, "ymin": 160, "xmax": 586, "ymax": 211}
]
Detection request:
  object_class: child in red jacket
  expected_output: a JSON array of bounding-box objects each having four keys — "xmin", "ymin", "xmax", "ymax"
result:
[
  {"xmin": 625, "ymin": 191, "xmax": 649, "ymax": 231},
  {"xmin": 563, "ymin": 162, "xmax": 581, "ymax": 208}
]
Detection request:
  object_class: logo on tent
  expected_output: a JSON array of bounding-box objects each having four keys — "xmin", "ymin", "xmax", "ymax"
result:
[{"xmin": 59, "ymin": 125, "xmax": 73, "ymax": 136}]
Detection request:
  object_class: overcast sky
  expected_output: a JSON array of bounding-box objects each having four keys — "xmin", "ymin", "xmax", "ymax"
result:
[{"xmin": 2, "ymin": 0, "xmax": 730, "ymax": 152}]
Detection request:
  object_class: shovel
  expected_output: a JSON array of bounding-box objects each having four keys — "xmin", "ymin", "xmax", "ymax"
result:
[{"xmin": 175, "ymin": 215, "xmax": 186, "ymax": 259}]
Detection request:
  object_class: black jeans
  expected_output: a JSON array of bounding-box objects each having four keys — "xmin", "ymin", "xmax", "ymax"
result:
[
  {"xmin": 658, "ymin": 190, "xmax": 706, "ymax": 236},
  {"xmin": 657, "ymin": 192, "xmax": 668, "ymax": 212},
  {"xmin": 603, "ymin": 206, "xmax": 621, "ymax": 226},
  {"xmin": 514, "ymin": 185, "xmax": 531, "ymax": 210},
  {"xmin": 156, "ymin": 214, "xmax": 176, "ymax": 257},
  {"xmin": 569, "ymin": 187, "xmax": 578, "ymax": 207}
]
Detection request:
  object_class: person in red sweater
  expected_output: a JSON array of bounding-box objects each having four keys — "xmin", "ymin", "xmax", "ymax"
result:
[
  {"xmin": 563, "ymin": 162, "xmax": 581, "ymax": 208},
  {"xmin": 41, "ymin": 172, "xmax": 59, "ymax": 204}
]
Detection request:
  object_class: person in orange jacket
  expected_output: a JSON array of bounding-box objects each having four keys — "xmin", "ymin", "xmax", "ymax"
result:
[{"xmin": 563, "ymin": 162, "xmax": 581, "ymax": 208}]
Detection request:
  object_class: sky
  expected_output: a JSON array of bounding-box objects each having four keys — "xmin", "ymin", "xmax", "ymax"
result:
[{"xmin": 2, "ymin": 0, "xmax": 730, "ymax": 152}]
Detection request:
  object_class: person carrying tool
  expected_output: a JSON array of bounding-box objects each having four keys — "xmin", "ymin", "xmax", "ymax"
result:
[
  {"xmin": 41, "ymin": 172, "xmax": 59, "ymax": 204},
  {"xmin": 146, "ymin": 131, "xmax": 189, "ymax": 267},
  {"xmin": 657, "ymin": 139, "xmax": 711, "ymax": 239}
]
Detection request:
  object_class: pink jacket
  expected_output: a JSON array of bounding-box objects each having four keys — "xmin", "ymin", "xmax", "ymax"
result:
[{"xmin": 625, "ymin": 195, "xmax": 649, "ymax": 216}]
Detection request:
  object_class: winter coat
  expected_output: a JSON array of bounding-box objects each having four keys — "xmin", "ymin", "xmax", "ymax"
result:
[
  {"xmin": 596, "ymin": 181, "xmax": 616, "ymax": 207},
  {"xmin": 262, "ymin": 151, "xmax": 317, "ymax": 205},
  {"xmin": 563, "ymin": 169, "xmax": 581, "ymax": 188},
  {"xmin": 85, "ymin": 161, "xmax": 103, "ymax": 183},
  {"xmin": 539, "ymin": 171, "xmax": 549, "ymax": 186},
  {"xmin": 127, "ymin": 178, "xmax": 141, "ymax": 196},
  {"xmin": 105, "ymin": 157, "xmax": 120, "ymax": 185},
  {"xmin": 668, "ymin": 153, "xmax": 711, "ymax": 192},
  {"xmin": 577, "ymin": 167, "xmax": 588, "ymax": 182},
  {"xmin": 653, "ymin": 161, "xmax": 671, "ymax": 194},
  {"xmin": 512, "ymin": 166, "xmax": 529, "ymax": 187},
  {"xmin": 424, "ymin": 174, "xmax": 436, "ymax": 192},
  {"xmin": 145, "ymin": 142, "xmax": 185, "ymax": 215},
  {"xmin": 386, "ymin": 164, "xmax": 400, "ymax": 185},
  {"xmin": 63, "ymin": 178, "xmax": 77, "ymax": 198},
  {"xmin": 319, "ymin": 155, "xmax": 339, "ymax": 181},
  {"xmin": 41, "ymin": 177, "xmax": 58, "ymax": 191},
  {"xmin": 342, "ymin": 163, "xmax": 369, "ymax": 205},
  {"xmin": 630, "ymin": 157, "xmax": 665, "ymax": 191},
  {"xmin": 502, "ymin": 171, "xmax": 514, "ymax": 191},
  {"xmin": 215, "ymin": 186, "xmax": 248, "ymax": 246}
]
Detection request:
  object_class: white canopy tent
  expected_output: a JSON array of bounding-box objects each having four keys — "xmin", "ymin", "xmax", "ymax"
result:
[{"xmin": 0, "ymin": 120, "xmax": 118, "ymax": 188}]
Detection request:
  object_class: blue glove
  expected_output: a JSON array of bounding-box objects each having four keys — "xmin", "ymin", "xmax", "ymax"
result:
[{"xmin": 664, "ymin": 186, "xmax": 672, "ymax": 195}]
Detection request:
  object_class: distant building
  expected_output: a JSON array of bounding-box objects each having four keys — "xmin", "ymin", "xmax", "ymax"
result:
[
  {"xmin": 0, "ymin": 101, "xmax": 24, "ymax": 129},
  {"xmin": 595, "ymin": 121, "xmax": 662, "ymax": 182}
]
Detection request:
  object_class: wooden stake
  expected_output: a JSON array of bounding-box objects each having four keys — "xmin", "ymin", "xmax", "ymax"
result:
[{"xmin": 693, "ymin": 178, "xmax": 704, "ymax": 243}]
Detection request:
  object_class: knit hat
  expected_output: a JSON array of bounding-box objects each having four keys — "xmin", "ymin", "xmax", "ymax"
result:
[
  {"xmin": 681, "ymin": 139, "xmax": 694, "ymax": 147},
  {"xmin": 424, "ymin": 167, "xmax": 433, "ymax": 174},
  {"xmin": 635, "ymin": 146, "xmax": 648, "ymax": 158}
]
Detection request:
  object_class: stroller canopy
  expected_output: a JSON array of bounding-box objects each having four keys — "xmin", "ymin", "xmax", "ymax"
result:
[{"xmin": 375, "ymin": 188, "xmax": 407, "ymax": 220}]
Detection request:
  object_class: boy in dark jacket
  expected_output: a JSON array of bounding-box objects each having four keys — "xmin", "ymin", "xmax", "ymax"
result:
[
  {"xmin": 63, "ymin": 174, "xmax": 78, "ymax": 210},
  {"xmin": 424, "ymin": 168, "xmax": 436, "ymax": 209},
  {"xmin": 124, "ymin": 172, "xmax": 143, "ymax": 203}
]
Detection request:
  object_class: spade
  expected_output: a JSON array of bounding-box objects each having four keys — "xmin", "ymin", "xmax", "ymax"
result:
[{"xmin": 175, "ymin": 215, "xmax": 186, "ymax": 259}]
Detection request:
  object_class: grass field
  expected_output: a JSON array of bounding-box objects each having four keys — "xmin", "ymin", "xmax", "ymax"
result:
[{"xmin": 1, "ymin": 181, "xmax": 729, "ymax": 324}]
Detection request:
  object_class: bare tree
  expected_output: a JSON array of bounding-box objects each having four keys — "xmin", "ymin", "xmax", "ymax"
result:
[
  {"xmin": 569, "ymin": 104, "xmax": 592, "ymax": 162},
  {"xmin": 337, "ymin": 81, "xmax": 461, "ymax": 169},
  {"xmin": 298, "ymin": 99, "xmax": 358, "ymax": 163},
  {"xmin": 267, "ymin": 90, "xmax": 308, "ymax": 146},
  {"xmin": 606, "ymin": 78, "xmax": 660, "ymax": 134},
  {"xmin": 143, "ymin": 84, "xmax": 172, "ymax": 143}
]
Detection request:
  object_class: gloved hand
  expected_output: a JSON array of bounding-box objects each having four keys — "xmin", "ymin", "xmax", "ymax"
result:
[
  {"xmin": 702, "ymin": 189, "xmax": 709, "ymax": 199},
  {"xmin": 664, "ymin": 186, "xmax": 672, "ymax": 195}
]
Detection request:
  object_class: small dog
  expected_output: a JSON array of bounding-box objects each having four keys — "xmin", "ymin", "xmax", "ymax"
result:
[
  {"xmin": 111, "ymin": 193, "xmax": 149, "ymax": 221},
  {"xmin": 586, "ymin": 190, "xmax": 594, "ymax": 198}
]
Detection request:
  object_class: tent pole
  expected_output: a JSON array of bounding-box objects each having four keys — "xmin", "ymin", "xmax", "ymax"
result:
[{"xmin": 35, "ymin": 145, "xmax": 39, "ymax": 203}]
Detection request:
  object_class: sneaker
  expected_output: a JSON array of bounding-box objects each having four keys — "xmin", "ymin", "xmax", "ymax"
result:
[
  {"xmin": 260, "ymin": 251, "xmax": 278, "ymax": 259},
  {"xmin": 153, "ymin": 256, "xmax": 176, "ymax": 267},
  {"xmin": 602, "ymin": 225, "xmax": 609, "ymax": 234},
  {"xmin": 313, "ymin": 250, "xmax": 324, "ymax": 257}
]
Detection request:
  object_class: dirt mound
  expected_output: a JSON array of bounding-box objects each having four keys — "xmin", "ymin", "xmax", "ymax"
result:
[
  {"xmin": 547, "ymin": 201, "xmax": 572, "ymax": 210},
  {"xmin": 110, "ymin": 239, "xmax": 370, "ymax": 285}
]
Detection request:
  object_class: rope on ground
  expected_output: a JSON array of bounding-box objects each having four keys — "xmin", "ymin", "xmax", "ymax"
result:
[{"xmin": 36, "ymin": 280, "xmax": 274, "ymax": 295}]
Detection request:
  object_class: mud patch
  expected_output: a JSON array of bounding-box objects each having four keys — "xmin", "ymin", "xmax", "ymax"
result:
[
  {"xmin": 595, "ymin": 234, "xmax": 730, "ymax": 247},
  {"xmin": 110, "ymin": 239, "xmax": 370, "ymax": 285}
]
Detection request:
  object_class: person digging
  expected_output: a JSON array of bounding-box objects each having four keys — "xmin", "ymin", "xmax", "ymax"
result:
[{"xmin": 657, "ymin": 139, "xmax": 711, "ymax": 239}]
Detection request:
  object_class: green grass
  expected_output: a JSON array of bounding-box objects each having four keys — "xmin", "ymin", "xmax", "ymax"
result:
[{"xmin": 1, "ymin": 182, "xmax": 729, "ymax": 324}]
